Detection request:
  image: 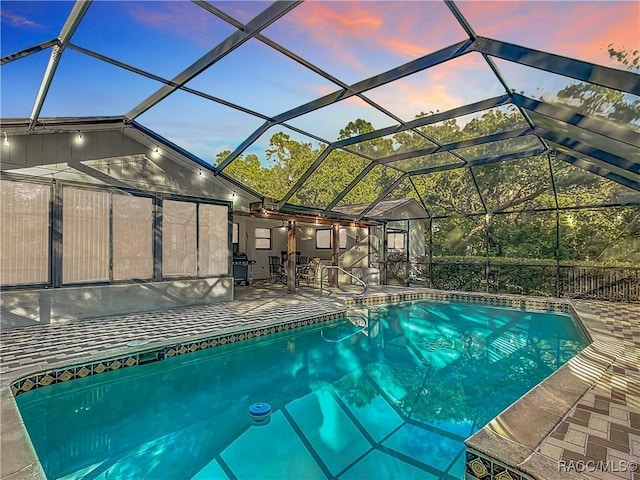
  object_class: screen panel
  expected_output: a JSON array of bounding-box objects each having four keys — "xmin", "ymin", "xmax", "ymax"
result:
[
  {"xmin": 112, "ymin": 194, "xmax": 153, "ymax": 281},
  {"xmin": 162, "ymin": 200, "xmax": 197, "ymax": 277},
  {"xmin": 199, "ymin": 203, "xmax": 229, "ymax": 276},
  {"xmin": 0, "ymin": 180, "xmax": 50, "ymax": 285},
  {"xmin": 63, "ymin": 187, "xmax": 110, "ymax": 284}
]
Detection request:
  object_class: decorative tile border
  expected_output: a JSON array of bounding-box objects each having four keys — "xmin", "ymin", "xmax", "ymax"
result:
[
  {"xmin": 345, "ymin": 290, "xmax": 573, "ymax": 314},
  {"xmin": 466, "ymin": 450, "xmax": 534, "ymax": 480},
  {"xmin": 10, "ymin": 311, "xmax": 345, "ymax": 397}
]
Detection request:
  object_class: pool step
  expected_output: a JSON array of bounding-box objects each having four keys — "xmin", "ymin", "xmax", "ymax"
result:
[{"xmin": 488, "ymin": 336, "xmax": 522, "ymax": 362}]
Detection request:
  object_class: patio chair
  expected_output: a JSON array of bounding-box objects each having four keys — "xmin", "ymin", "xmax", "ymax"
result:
[
  {"xmin": 268, "ymin": 256, "xmax": 285, "ymax": 283},
  {"xmin": 298, "ymin": 257, "xmax": 321, "ymax": 287}
]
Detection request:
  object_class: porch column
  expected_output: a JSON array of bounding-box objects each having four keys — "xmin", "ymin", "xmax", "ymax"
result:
[
  {"xmin": 331, "ymin": 223, "xmax": 339, "ymax": 287},
  {"xmin": 287, "ymin": 220, "xmax": 297, "ymax": 293}
]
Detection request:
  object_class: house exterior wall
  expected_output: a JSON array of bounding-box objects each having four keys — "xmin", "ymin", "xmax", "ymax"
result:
[{"xmin": 0, "ymin": 277, "xmax": 233, "ymax": 329}]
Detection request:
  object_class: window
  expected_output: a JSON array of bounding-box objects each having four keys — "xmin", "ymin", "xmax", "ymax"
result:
[
  {"xmin": 63, "ymin": 187, "xmax": 110, "ymax": 283},
  {"xmin": 0, "ymin": 180, "xmax": 50, "ymax": 285},
  {"xmin": 339, "ymin": 227, "xmax": 348, "ymax": 249},
  {"xmin": 162, "ymin": 200, "xmax": 197, "ymax": 277},
  {"xmin": 316, "ymin": 228, "xmax": 332, "ymax": 249},
  {"xmin": 255, "ymin": 227, "xmax": 271, "ymax": 250},
  {"xmin": 112, "ymin": 194, "xmax": 153, "ymax": 280},
  {"xmin": 388, "ymin": 232, "xmax": 406, "ymax": 251},
  {"xmin": 199, "ymin": 203, "xmax": 229, "ymax": 276}
]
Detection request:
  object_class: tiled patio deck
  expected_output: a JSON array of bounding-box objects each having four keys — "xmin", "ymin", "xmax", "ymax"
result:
[
  {"xmin": 0, "ymin": 282, "xmax": 347, "ymax": 378},
  {"xmin": 1, "ymin": 284, "xmax": 638, "ymax": 480},
  {"xmin": 537, "ymin": 301, "xmax": 640, "ymax": 480}
]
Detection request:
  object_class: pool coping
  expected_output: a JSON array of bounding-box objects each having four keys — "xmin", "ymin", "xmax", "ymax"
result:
[
  {"xmin": 0, "ymin": 289, "xmax": 628, "ymax": 480},
  {"xmin": 464, "ymin": 308, "xmax": 623, "ymax": 480}
]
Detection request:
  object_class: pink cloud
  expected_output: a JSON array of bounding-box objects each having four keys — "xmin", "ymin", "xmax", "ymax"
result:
[
  {"xmin": 1, "ymin": 10, "xmax": 43, "ymax": 28},
  {"xmin": 309, "ymin": 83, "xmax": 341, "ymax": 97},
  {"xmin": 281, "ymin": 1, "xmax": 467, "ymax": 69},
  {"xmin": 457, "ymin": 1, "xmax": 639, "ymax": 70},
  {"xmin": 364, "ymin": 77, "xmax": 461, "ymax": 119},
  {"xmin": 125, "ymin": 2, "xmax": 229, "ymax": 47},
  {"xmin": 285, "ymin": 2, "xmax": 384, "ymax": 68},
  {"xmin": 364, "ymin": 52, "xmax": 502, "ymax": 120},
  {"xmin": 559, "ymin": 3, "xmax": 640, "ymax": 68},
  {"xmin": 380, "ymin": 37, "xmax": 430, "ymax": 60}
]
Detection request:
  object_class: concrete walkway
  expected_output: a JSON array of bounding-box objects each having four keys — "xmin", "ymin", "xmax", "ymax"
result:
[{"xmin": 0, "ymin": 281, "xmax": 348, "ymax": 379}]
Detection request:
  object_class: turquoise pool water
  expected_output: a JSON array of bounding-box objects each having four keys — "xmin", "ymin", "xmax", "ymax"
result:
[{"xmin": 16, "ymin": 300, "xmax": 589, "ymax": 480}]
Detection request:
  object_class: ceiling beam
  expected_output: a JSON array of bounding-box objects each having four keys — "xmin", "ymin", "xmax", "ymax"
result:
[
  {"xmin": 323, "ymin": 163, "xmax": 377, "ymax": 214},
  {"xmin": 333, "ymin": 95, "xmax": 511, "ymax": 148},
  {"xmin": 126, "ymin": 1, "xmax": 301, "ymax": 120},
  {"xmin": 68, "ymin": 43, "xmax": 272, "ymax": 122},
  {"xmin": 472, "ymin": 36, "xmax": 640, "ymax": 95},
  {"xmin": 215, "ymin": 94, "xmax": 509, "ymax": 178},
  {"xmin": 29, "ymin": 1, "xmax": 92, "ymax": 129},
  {"xmin": 445, "ymin": 1, "xmax": 476, "ymax": 41},
  {"xmin": 377, "ymin": 127, "xmax": 532, "ymax": 166},
  {"xmin": 408, "ymin": 148, "xmax": 544, "ymax": 176},
  {"xmin": 511, "ymin": 94, "xmax": 639, "ymax": 147},
  {"xmin": 214, "ymin": 122, "xmax": 273, "ymax": 173},
  {"xmin": 409, "ymin": 176, "xmax": 432, "ymax": 218},
  {"xmin": 534, "ymin": 128, "xmax": 640, "ymax": 174},
  {"xmin": 277, "ymin": 146, "xmax": 334, "ymax": 210},
  {"xmin": 1, "ymin": 39, "xmax": 60, "ymax": 66},
  {"xmin": 553, "ymin": 152, "xmax": 640, "ymax": 192},
  {"xmin": 549, "ymin": 142, "xmax": 640, "ymax": 183}
]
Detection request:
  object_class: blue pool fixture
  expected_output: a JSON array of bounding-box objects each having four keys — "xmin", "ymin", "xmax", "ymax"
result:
[{"xmin": 248, "ymin": 402, "xmax": 272, "ymax": 423}]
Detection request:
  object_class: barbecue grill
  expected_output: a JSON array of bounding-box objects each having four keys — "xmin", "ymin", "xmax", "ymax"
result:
[{"xmin": 232, "ymin": 252, "xmax": 255, "ymax": 286}]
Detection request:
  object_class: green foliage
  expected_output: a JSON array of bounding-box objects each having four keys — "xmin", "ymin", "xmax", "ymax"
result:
[
  {"xmin": 607, "ymin": 44, "xmax": 640, "ymax": 71},
  {"xmin": 555, "ymin": 83, "xmax": 640, "ymax": 126},
  {"xmin": 386, "ymin": 251, "xmax": 408, "ymax": 279},
  {"xmin": 488, "ymin": 265, "xmax": 557, "ymax": 296},
  {"xmin": 432, "ymin": 262, "xmax": 486, "ymax": 291}
]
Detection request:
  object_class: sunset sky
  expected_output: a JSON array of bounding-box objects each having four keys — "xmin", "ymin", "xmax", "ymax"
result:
[{"xmin": 1, "ymin": 0, "xmax": 638, "ymax": 164}]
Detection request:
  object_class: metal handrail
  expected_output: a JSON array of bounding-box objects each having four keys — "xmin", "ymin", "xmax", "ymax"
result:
[
  {"xmin": 319, "ymin": 265, "xmax": 367, "ymax": 297},
  {"xmin": 320, "ymin": 325, "xmax": 366, "ymax": 343}
]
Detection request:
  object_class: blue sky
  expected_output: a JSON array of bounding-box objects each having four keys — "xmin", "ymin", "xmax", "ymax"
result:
[{"xmin": 1, "ymin": 0, "xmax": 638, "ymax": 165}]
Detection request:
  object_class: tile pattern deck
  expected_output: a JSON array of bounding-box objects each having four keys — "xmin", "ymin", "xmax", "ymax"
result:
[
  {"xmin": 536, "ymin": 300, "xmax": 640, "ymax": 480},
  {"xmin": 0, "ymin": 283, "xmax": 346, "ymax": 380}
]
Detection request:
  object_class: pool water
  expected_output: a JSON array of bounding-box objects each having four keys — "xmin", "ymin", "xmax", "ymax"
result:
[{"xmin": 16, "ymin": 300, "xmax": 589, "ymax": 480}]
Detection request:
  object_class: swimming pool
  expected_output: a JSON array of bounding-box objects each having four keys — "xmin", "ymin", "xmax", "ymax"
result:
[{"xmin": 16, "ymin": 299, "xmax": 589, "ymax": 479}]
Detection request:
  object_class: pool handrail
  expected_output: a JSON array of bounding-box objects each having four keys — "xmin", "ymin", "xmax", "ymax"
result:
[{"xmin": 319, "ymin": 265, "xmax": 367, "ymax": 297}]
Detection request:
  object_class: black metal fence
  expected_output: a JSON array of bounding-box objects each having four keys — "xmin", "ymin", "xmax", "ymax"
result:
[
  {"xmin": 559, "ymin": 266, "xmax": 640, "ymax": 301},
  {"xmin": 382, "ymin": 259, "xmax": 640, "ymax": 302}
]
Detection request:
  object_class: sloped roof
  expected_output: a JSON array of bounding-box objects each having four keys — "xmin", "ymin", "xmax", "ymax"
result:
[
  {"xmin": 1, "ymin": 1, "xmax": 638, "ymax": 222},
  {"xmin": 334, "ymin": 198, "xmax": 427, "ymax": 220}
]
